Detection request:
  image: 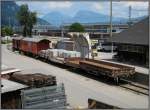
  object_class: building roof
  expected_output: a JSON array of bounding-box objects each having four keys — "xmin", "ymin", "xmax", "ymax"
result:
[
  {"xmin": 22, "ymin": 37, "xmax": 50, "ymax": 43},
  {"xmin": 1, "ymin": 79, "xmax": 28, "ymax": 93},
  {"xmin": 1, "ymin": 68, "xmax": 21, "ymax": 75},
  {"xmin": 2, "ymin": 65, "xmax": 20, "ymax": 73},
  {"xmin": 112, "ymin": 17, "xmax": 149, "ymax": 46}
]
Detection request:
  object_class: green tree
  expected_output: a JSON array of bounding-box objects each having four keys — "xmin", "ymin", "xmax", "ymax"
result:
[
  {"xmin": 27, "ymin": 12, "xmax": 37, "ymax": 36},
  {"xmin": 1, "ymin": 26, "xmax": 13, "ymax": 36},
  {"xmin": 69, "ymin": 23, "xmax": 85, "ymax": 32},
  {"xmin": 1, "ymin": 27, "xmax": 6, "ymax": 36},
  {"xmin": 17, "ymin": 4, "xmax": 29, "ymax": 37},
  {"xmin": 17, "ymin": 4, "xmax": 37, "ymax": 37}
]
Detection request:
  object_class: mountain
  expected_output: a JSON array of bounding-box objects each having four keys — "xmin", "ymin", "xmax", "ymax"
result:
[
  {"xmin": 2, "ymin": 2, "xmax": 146, "ymax": 28},
  {"xmin": 42, "ymin": 10, "xmax": 128, "ymax": 27},
  {"xmin": 73, "ymin": 10, "xmax": 127, "ymax": 23},
  {"xmin": 42, "ymin": 11, "xmax": 72, "ymax": 27},
  {"xmin": 1, "ymin": 1, "xmax": 20, "ymax": 27},
  {"xmin": 73, "ymin": 10, "xmax": 109, "ymax": 23},
  {"xmin": 1, "ymin": 1, "xmax": 51, "ymax": 27},
  {"xmin": 36, "ymin": 18, "xmax": 51, "ymax": 25}
]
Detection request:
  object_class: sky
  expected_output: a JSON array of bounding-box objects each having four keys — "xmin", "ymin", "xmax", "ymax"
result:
[{"xmin": 16, "ymin": 1, "xmax": 148, "ymax": 18}]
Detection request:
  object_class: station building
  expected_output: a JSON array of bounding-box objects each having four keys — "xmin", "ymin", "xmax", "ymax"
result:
[
  {"xmin": 112, "ymin": 17, "xmax": 149, "ymax": 67},
  {"xmin": 62, "ymin": 22, "xmax": 129, "ymax": 42}
]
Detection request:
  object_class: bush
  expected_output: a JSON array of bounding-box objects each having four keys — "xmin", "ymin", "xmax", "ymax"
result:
[
  {"xmin": 1, "ymin": 40, "xmax": 12, "ymax": 44},
  {"xmin": 69, "ymin": 23, "xmax": 85, "ymax": 32},
  {"xmin": 1, "ymin": 26, "xmax": 13, "ymax": 36}
]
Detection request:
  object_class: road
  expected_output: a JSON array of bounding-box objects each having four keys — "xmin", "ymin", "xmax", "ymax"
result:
[{"xmin": 2, "ymin": 44, "xmax": 148, "ymax": 109}]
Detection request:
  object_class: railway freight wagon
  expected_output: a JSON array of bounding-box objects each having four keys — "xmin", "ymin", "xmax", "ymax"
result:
[
  {"xmin": 80, "ymin": 59, "xmax": 135, "ymax": 83},
  {"xmin": 65, "ymin": 58, "xmax": 135, "ymax": 83},
  {"xmin": 20, "ymin": 38, "xmax": 50, "ymax": 55},
  {"xmin": 12, "ymin": 37, "xmax": 23, "ymax": 51}
]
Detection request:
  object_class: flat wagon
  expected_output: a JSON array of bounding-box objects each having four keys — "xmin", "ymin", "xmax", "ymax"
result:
[
  {"xmin": 65, "ymin": 58, "xmax": 135, "ymax": 83},
  {"xmin": 20, "ymin": 38, "xmax": 50, "ymax": 55},
  {"xmin": 65, "ymin": 57, "xmax": 81, "ymax": 68},
  {"xmin": 79, "ymin": 59, "xmax": 135, "ymax": 83}
]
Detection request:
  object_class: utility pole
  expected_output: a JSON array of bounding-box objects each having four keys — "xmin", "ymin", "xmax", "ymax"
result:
[
  {"xmin": 128, "ymin": 5, "xmax": 132, "ymax": 27},
  {"xmin": 9, "ymin": 17, "xmax": 11, "ymax": 27},
  {"xmin": 110, "ymin": 0, "xmax": 113, "ymax": 53},
  {"xmin": 129, "ymin": 6, "xmax": 131, "ymax": 22},
  {"xmin": 61, "ymin": 22, "xmax": 64, "ymax": 41}
]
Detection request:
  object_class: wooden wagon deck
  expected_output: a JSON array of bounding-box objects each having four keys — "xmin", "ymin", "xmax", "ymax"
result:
[
  {"xmin": 65, "ymin": 58, "xmax": 135, "ymax": 79},
  {"xmin": 65, "ymin": 58, "xmax": 81, "ymax": 68}
]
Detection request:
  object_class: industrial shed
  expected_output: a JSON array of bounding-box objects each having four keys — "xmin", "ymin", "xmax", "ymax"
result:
[
  {"xmin": 112, "ymin": 17, "xmax": 149, "ymax": 67},
  {"xmin": 20, "ymin": 37, "xmax": 50, "ymax": 55},
  {"xmin": 1, "ymin": 79, "xmax": 28, "ymax": 109}
]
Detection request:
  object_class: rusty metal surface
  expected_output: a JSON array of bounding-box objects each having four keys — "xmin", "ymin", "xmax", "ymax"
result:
[
  {"xmin": 80, "ymin": 60, "xmax": 119, "ymax": 70},
  {"xmin": 12, "ymin": 37, "xmax": 23, "ymax": 50},
  {"xmin": 65, "ymin": 58, "xmax": 81, "ymax": 68},
  {"xmin": 20, "ymin": 38, "xmax": 50, "ymax": 55}
]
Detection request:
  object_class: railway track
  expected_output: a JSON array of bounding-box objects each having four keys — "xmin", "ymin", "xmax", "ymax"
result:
[
  {"xmin": 8, "ymin": 45, "xmax": 149, "ymax": 96},
  {"xmin": 119, "ymin": 78, "xmax": 149, "ymax": 95}
]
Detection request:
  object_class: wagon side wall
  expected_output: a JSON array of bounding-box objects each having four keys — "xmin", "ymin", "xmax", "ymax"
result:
[
  {"xmin": 80, "ymin": 61, "xmax": 113, "ymax": 76},
  {"xmin": 12, "ymin": 39, "xmax": 20, "ymax": 50},
  {"xmin": 31, "ymin": 42, "xmax": 38, "ymax": 55},
  {"xmin": 85, "ymin": 58, "xmax": 135, "ymax": 69},
  {"xmin": 37, "ymin": 40, "xmax": 50, "ymax": 54}
]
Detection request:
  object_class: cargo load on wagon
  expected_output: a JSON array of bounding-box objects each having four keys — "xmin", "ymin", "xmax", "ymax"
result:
[{"xmin": 38, "ymin": 49, "xmax": 81, "ymax": 64}]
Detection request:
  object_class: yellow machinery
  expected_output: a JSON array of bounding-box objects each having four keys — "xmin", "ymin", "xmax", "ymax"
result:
[{"xmin": 91, "ymin": 39, "xmax": 98, "ymax": 58}]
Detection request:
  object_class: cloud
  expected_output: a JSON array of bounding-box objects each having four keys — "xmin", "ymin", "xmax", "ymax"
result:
[
  {"xmin": 16, "ymin": 1, "xmax": 148, "ymax": 18},
  {"xmin": 124, "ymin": 1, "xmax": 148, "ymax": 9},
  {"xmin": 91, "ymin": 2, "xmax": 110, "ymax": 15},
  {"xmin": 112, "ymin": 1, "xmax": 148, "ymax": 18},
  {"xmin": 17, "ymin": 1, "xmax": 72, "ymax": 9},
  {"xmin": 92, "ymin": 3, "xmax": 103, "ymax": 11},
  {"xmin": 91, "ymin": 1, "xmax": 148, "ymax": 18},
  {"xmin": 47, "ymin": 2, "xmax": 72, "ymax": 9},
  {"xmin": 16, "ymin": 1, "xmax": 72, "ymax": 17}
]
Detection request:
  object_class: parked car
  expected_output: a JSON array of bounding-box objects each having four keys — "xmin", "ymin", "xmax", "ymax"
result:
[{"xmin": 99, "ymin": 42, "xmax": 117, "ymax": 52}]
